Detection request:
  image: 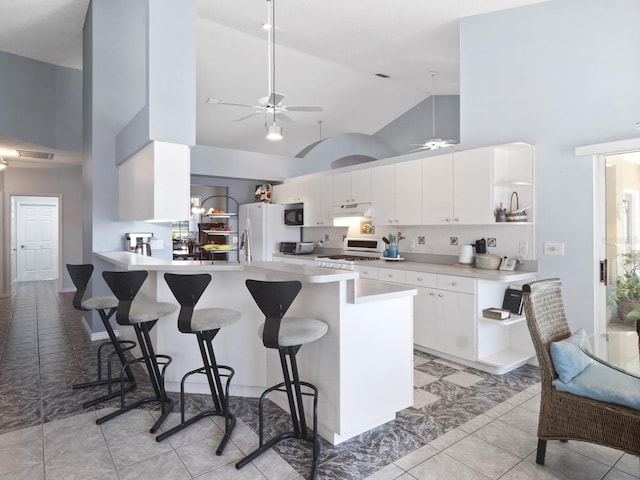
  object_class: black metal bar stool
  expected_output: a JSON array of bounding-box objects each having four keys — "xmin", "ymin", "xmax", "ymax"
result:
[
  {"xmin": 97, "ymin": 270, "xmax": 176, "ymax": 433},
  {"xmin": 236, "ymin": 279, "xmax": 328, "ymax": 479},
  {"xmin": 67, "ymin": 264, "xmax": 137, "ymax": 408},
  {"xmin": 156, "ymin": 273, "xmax": 240, "ymax": 455}
]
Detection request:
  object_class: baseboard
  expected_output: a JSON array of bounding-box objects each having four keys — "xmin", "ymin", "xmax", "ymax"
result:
[{"xmin": 80, "ymin": 316, "xmax": 119, "ymax": 342}]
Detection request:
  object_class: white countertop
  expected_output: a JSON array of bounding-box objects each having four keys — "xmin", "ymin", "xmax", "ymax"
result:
[
  {"xmin": 94, "ymin": 251, "xmax": 245, "ymax": 272},
  {"xmin": 372, "ymin": 259, "xmax": 536, "ymax": 282}
]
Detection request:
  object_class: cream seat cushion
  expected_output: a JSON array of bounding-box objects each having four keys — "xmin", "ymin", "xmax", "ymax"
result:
[
  {"xmin": 121, "ymin": 301, "xmax": 177, "ymax": 324},
  {"xmin": 189, "ymin": 308, "xmax": 241, "ymax": 333},
  {"xmin": 258, "ymin": 317, "xmax": 328, "ymax": 347},
  {"xmin": 81, "ymin": 295, "xmax": 119, "ymax": 311}
]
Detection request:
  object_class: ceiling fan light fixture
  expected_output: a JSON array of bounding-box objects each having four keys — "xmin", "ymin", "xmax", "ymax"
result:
[{"xmin": 266, "ymin": 124, "xmax": 283, "ymax": 141}]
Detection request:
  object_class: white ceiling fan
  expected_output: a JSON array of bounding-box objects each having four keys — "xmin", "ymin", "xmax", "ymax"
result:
[
  {"xmin": 206, "ymin": 0, "xmax": 322, "ymax": 140},
  {"xmin": 408, "ymin": 71, "xmax": 457, "ymax": 152}
]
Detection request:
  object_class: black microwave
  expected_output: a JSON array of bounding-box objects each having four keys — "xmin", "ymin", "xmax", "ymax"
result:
[{"xmin": 284, "ymin": 206, "xmax": 304, "ymax": 225}]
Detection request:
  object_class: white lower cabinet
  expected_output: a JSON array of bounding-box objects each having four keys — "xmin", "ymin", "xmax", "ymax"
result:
[
  {"xmin": 355, "ymin": 265, "xmax": 379, "ymax": 279},
  {"xmin": 376, "ymin": 267, "xmax": 536, "ymax": 373}
]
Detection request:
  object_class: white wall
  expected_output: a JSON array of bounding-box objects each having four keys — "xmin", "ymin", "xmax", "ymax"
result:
[{"xmin": 459, "ymin": 0, "xmax": 640, "ymax": 332}]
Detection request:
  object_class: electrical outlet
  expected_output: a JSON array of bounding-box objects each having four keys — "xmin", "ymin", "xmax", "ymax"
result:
[
  {"xmin": 487, "ymin": 238, "xmax": 497, "ymax": 248},
  {"xmin": 519, "ymin": 241, "xmax": 529, "ymax": 257},
  {"xmin": 324, "ymin": 234, "xmax": 330, "ymax": 241},
  {"xmin": 418, "ymin": 236, "xmax": 425, "ymax": 245},
  {"xmin": 450, "ymin": 237, "xmax": 458, "ymax": 246},
  {"xmin": 544, "ymin": 242, "xmax": 564, "ymax": 256}
]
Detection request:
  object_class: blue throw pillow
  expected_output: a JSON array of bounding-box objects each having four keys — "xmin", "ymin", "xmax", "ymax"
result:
[{"xmin": 550, "ymin": 329, "xmax": 593, "ymax": 383}]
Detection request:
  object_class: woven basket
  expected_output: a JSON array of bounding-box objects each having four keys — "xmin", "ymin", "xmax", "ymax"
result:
[
  {"xmin": 475, "ymin": 254, "xmax": 502, "ymax": 270},
  {"xmin": 507, "ymin": 192, "xmax": 528, "ymax": 222}
]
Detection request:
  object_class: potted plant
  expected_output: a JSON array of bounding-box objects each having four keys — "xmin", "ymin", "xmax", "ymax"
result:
[{"xmin": 614, "ymin": 250, "xmax": 640, "ymax": 323}]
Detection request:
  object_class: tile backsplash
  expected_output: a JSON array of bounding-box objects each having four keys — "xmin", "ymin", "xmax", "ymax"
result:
[{"xmin": 303, "ymin": 222, "xmax": 534, "ymax": 260}]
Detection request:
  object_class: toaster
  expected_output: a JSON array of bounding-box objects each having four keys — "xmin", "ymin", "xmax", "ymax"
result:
[{"xmin": 280, "ymin": 242, "xmax": 314, "ymax": 255}]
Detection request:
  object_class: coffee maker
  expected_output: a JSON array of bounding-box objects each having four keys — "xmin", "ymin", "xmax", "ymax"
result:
[{"xmin": 125, "ymin": 232, "xmax": 153, "ymax": 256}]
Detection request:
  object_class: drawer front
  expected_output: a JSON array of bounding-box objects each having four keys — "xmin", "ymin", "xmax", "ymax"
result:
[
  {"xmin": 356, "ymin": 265, "xmax": 379, "ymax": 280},
  {"xmin": 436, "ymin": 274, "xmax": 475, "ymax": 294},
  {"xmin": 405, "ymin": 270, "xmax": 437, "ymax": 288},
  {"xmin": 377, "ymin": 267, "xmax": 406, "ymax": 284}
]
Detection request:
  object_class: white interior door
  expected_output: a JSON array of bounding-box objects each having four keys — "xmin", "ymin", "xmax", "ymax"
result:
[{"xmin": 16, "ymin": 197, "xmax": 59, "ymax": 281}]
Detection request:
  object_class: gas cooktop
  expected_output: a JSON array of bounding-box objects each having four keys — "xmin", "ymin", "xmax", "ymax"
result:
[{"xmin": 316, "ymin": 255, "xmax": 381, "ymax": 261}]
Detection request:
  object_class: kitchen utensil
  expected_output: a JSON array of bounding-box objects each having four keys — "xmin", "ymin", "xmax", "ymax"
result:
[
  {"xmin": 459, "ymin": 245, "xmax": 474, "ymax": 265},
  {"xmin": 382, "ymin": 237, "xmax": 390, "ymax": 245},
  {"xmin": 474, "ymin": 238, "xmax": 487, "ymax": 254},
  {"xmin": 475, "ymin": 253, "xmax": 502, "ymax": 270}
]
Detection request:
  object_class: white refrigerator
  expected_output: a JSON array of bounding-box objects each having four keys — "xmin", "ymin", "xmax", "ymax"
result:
[{"xmin": 239, "ymin": 203, "xmax": 300, "ymax": 261}]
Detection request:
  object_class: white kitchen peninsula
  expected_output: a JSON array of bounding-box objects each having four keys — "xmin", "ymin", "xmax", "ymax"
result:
[{"xmin": 94, "ymin": 252, "xmax": 416, "ymax": 445}]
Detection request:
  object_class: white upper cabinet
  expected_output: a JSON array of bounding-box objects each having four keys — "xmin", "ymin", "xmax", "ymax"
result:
[
  {"xmin": 371, "ymin": 159, "xmax": 422, "ymax": 225},
  {"xmin": 305, "ymin": 176, "xmax": 333, "ymax": 226},
  {"xmin": 333, "ymin": 169, "xmax": 372, "ymax": 205},
  {"xmin": 422, "ymin": 153, "xmax": 454, "ymax": 225},
  {"xmin": 453, "ymin": 147, "xmax": 493, "ymax": 224},
  {"xmin": 272, "ymin": 179, "xmax": 307, "ymax": 205}
]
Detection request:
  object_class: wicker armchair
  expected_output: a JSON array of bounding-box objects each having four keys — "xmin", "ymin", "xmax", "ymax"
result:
[{"xmin": 523, "ymin": 278, "xmax": 640, "ymax": 465}]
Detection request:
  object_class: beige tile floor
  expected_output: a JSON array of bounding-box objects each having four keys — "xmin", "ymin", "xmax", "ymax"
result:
[{"xmin": 1, "ymin": 381, "xmax": 638, "ymax": 480}]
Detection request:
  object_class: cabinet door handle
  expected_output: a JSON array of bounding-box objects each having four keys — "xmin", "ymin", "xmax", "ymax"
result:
[
  {"xmin": 451, "ymin": 281, "xmax": 457, "ymax": 286},
  {"xmin": 445, "ymin": 218, "xmax": 451, "ymax": 223},
  {"xmin": 438, "ymin": 293, "xmax": 443, "ymax": 297},
  {"xmin": 417, "ymin": 277, "xmax": 422, "ymax": 281},
  {"xmin": 429, "ymin": 291, "xmax": 435, "ymax": 296},
  {"xmin": 454, "ymin": 218, "xmax": 460, "ymax": 223},
  {"xmin": 388, "ymin": 274, "xmax": 393, "ymax": 278}
]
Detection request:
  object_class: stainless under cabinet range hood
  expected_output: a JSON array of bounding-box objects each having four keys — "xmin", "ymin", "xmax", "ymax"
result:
[{"xmin": 328, "ymin": 203, "xmax": 372, "ymax": 218}]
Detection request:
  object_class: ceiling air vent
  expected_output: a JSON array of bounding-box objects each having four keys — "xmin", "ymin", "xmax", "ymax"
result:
[{"xmin": 17, "ymin": 150, "xmax": 55, "ymax": 160}]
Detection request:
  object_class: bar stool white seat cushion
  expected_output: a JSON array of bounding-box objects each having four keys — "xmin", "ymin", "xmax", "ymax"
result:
[
  {"xmin": 190, "ymin": 308, "xmax": 241, "ymax": 333},
  {"xmin": 124, "ymin": 301, "xmax": 177, "ymax": 324},
  {"xmin": 258, "ymin": 317, "xmax": 328, "ymax": 347},
  {"xmin": 81, "ymin": 295, "xmax": 119, "ymax": 311}
]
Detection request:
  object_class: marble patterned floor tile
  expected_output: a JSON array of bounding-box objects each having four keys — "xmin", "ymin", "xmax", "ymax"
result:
[
  {"xmin": 413, "ymin": 388, "xmax": 440, "ymax": 409},
  {"xmin": 407, "ymin": 452, "xmax": 491, "ymax": 480},
  {"xmin": 444, "ymin": 435, "xmax": 521, "ymax": 479},
  {"xmin": 176, "ymin": 433, "xmax": 244, "ymax": 477},
  {"xmin": 315, "ymin": 444, "xmax": 390, "ymax": 480},
  {"xmin": 442, "ymin": 371, "xmax": 484, "ymax": 388},
  {"xmin": 117, "ymin": 450, "xmax": 191, "ymax": 480},
  {"xmin": 524, "ymin": 442, "xmax": 612, "ymax": 480},
  {"xmin": 414, "ymin": 369, "xmax": 438, "ymax": 387},
  {"xmin": 0, "ymin": 436, "xmax": 43, "ymax": 477},
  {"xmin": 458, "ymin": 414, "xmax": 493, "ymax": 434},
  {"xmin": 355, "ymin": 420, "xmax": 426, "ymax": 464},
  {"xmin": 44, "ymin": 442, "xmax": 115, "ymax": 480},
  {"xmin": 433, "ymin": 358, "xmax": 467, "ymax": 370},
  {"xmin": 471, "ymin": 419, "xmax": 538, "ymax": 458},
  {"xmin": 614, "ymin": 453, "xmax": 640, "ymax": 478},
  {"xmin": 0, "ymin": 463, "xmax": 45, "ymax": 480}
]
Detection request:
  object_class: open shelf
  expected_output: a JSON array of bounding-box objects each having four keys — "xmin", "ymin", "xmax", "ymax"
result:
[
  {"xmin": 479, "ymin": 314, "xmax": 526, "ymax": 326},
  {"xmin": 478, "ymin": 348, "xmax": 534, "ymax": 371}
]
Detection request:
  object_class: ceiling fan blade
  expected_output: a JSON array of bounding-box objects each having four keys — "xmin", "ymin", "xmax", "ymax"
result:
[
  {"xmin": 266, "ymin": 92, "xmax": 285, "ymax": 106},
  {"xmin": 207, "ymin": 97, "xmax": 257, "ymax": 108},
  {"xmin": 283, "ymin": 105, "xmax": 324, "ymax": 112},
  {"xmin": 275, "ymin": 112, "xmax": 295, "ymax": 125},
  {"xmin": 234, "ymin": 112, "xmax": 262, "ymax": 122}
]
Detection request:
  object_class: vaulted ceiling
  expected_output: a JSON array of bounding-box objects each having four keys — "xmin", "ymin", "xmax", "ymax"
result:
[{"xmin": 0, "ymin": 0, "xmax": 548, "ymax": 165}]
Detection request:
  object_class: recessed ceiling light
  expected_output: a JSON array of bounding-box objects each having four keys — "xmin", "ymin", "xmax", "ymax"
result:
[{"xmin": 375, "ymin": 73, "xmax": 390, "ymax": 78}]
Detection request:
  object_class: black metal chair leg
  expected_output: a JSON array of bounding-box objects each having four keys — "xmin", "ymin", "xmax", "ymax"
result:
[{"xmin": 536, "ymin": 439, "xmax": 547, "ymax": 465}]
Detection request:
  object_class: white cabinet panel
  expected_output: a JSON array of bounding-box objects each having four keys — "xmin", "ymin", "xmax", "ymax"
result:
[
  {"xmin": 436, "ymin": 289, "xmax": 476, "ymax": 361},
  {"xmin": 306, "ymin": 176, "xmax": 333, "ymax": 226},
  {"xmin": 377, "ymin": 267, "xmax": 406, "ymax": 284},
  {"xmin": 333, "ymin": 169, "xmax": 372, "ymax": 205},
  {"xmin": 453, "ymin": 148, "xmax": 492, "ymax": 224},
  {"xmin": 413, "ymin": 287, "xmax": 438, "ymax": 350},
  {"xmin": 422, "ymin": 153, "xmax": 454, "ymax": 225},
  {"xmin": 371, "ymin": 160, "xmax": 422, "ymax": 226},
  {"xmin": 371, "ymin": 164, "xmax": 396, "ymax": 225}
]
